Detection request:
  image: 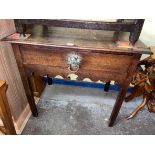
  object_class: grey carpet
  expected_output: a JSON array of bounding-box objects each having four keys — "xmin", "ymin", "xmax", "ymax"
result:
[{"xmin": 22, "ymin": 84, "xmax": 155, "ymax": 135}]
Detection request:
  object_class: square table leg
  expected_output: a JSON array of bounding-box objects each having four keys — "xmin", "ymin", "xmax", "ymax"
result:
[{"xmin": 108, "ymin": 83, "xmax": 129, "ymax": 127}]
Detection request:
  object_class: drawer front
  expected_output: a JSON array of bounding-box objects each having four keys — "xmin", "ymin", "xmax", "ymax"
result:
[{"xmin": 20, "ymin": 45, "xmax": 133, "ymax": 83}]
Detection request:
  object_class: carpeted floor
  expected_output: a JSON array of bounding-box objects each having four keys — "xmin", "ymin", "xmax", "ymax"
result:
[{"xmin": 22, "ymin": 84, "xmax": 155, "ymax": 135}]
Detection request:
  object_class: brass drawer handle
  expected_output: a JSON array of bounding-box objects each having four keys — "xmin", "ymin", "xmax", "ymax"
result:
[{"xmin": 67, "ymin": 53, "xmax": 81, "ymax": 72}]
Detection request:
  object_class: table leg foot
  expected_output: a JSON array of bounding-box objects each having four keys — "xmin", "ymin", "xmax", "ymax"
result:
[
  {"xmin": 108, "ymin": 120, "xmax": 115, "ymax": 127},
  {"xmin": 32, "ymin": 110, "xmax": 38, "ymax": 117}
]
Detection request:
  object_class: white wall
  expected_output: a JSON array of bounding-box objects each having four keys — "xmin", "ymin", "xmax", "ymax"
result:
[{"xmin": 140, "ymin": 19, "xmax": 155, "ymax": 46}]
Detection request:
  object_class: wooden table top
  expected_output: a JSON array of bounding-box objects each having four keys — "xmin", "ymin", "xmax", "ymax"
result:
[{"xmin": 2, "ymin": 25, "xmax": 151, "ymax": 55}]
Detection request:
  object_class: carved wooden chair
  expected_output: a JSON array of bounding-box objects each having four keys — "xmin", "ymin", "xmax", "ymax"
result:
[{"xmin": 0, "ymin": 80, "xmax": 16, "ymax": 135}]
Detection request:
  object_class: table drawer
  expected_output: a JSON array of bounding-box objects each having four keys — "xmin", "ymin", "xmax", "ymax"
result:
[{"xmin": 21, "ymin": 45, "xmax": 132, "ymax": 72}]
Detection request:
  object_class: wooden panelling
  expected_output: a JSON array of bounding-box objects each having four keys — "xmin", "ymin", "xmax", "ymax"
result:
[
  {"xmin": 0, "ymin": 42, "xmax": 28, "ymax": 121},
  {"xmin": 0, "ymin": 20, "xmax": 15, "ymax": 39},
  {"xmin": 0, "ymin": 20, "xmax": 29, "ymax": 132}
]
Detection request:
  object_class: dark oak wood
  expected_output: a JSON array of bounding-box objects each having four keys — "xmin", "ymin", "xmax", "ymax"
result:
[
  {"xmin": 14, "ymin": 19, "xmax": 145, "ymax": 45},
  {"xmin": 15, "ymin": 19, "xmax": 135, "ymax": 31},
  {"xmin": 20, "ymin": 45, "xmax": 133, "ymax": 72},
  {"xmin": 2, "ymin": 21, "xmax": 151, "ymax": 127},
  {"xmin": 0, "ymin": 81, "xmax": 16, "ymax": 135},
  {"xmin": 129, "ymin": 20, "xmax": 145, "ymax": 45}
]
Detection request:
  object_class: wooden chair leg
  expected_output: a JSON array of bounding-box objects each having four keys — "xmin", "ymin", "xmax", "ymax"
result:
[
  {"xmin": 0, "ymin": 81, "xmax": 16, "ymax": 135},
  {"xmin": 129, "ymin": 19, "xmax": 144, "ymax": 45},
  {"xmin": 112, "ymin": 19, "xmax": 124, "ymax": 43},
  {"xmin": 14, "ymin": 20, "xmax": 26, "ymax": 37}
]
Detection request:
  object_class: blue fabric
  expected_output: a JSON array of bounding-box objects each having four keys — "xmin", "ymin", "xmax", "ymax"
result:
[{"xmin": 44, "ymin": 77, "xmax": 133, "ymax": 92}]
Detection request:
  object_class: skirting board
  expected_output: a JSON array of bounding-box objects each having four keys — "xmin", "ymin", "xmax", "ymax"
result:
[
  {"xmin": 14, "ymin": 97, "xmax": 40, "ymax": 134},
  {"xmin": 14, "ymin": 103, "xmax": 31, "ymax": 134}
]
